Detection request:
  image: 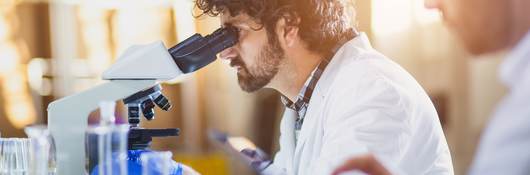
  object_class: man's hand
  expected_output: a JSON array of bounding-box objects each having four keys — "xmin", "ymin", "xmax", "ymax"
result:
[
  {"xmin": 332, "ymin": 154, "xmax": 392, "ymax": 175},
  {"xmin": 240, "ymin": 148, "xmax": 272, "ymax": 171}
]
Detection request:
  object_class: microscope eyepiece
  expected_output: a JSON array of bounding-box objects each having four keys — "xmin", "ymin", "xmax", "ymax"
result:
[{"xmin": 169, "ymin": 25, "xmax": 239, "ymax": 73}]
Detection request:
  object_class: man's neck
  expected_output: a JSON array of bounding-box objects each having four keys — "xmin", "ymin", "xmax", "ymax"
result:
[
  {"xmin": 272, "ymin": 51, "xmax": 324, "ymax": 102},
  {"xmin": 509, "ymin": 0, "xmax": 530, "ymax": 47}
]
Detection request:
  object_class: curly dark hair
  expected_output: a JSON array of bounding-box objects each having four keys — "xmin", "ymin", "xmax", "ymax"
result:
[{"xmin": 194, "ymin": 0, "xmax": 356, "ymax": 56}]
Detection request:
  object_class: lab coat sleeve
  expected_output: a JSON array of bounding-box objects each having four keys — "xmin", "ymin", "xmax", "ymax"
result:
[
  {"xmin": 468, "ymin": 94, "xmax": 530, "ymax": 175},
  {"xmin": 261, "ymin": 148, "xmax": 288, "ymax": 175},
  {"xmin": 315, "ymin": 75, "xmax": 410, "ymax": 175},
  {"xmin": 261, "ymin": 163, "xmax": 287, "ymax": 175}
]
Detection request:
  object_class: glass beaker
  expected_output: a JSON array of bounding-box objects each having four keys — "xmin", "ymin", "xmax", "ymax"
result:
[
  {"xmin": 24, "ymin": 125, "xmax": 55, "ymax": 175},
  {"xmin": 85, "ymin": 124, "xmax": 129, "ymax": 175},
  {"xmin": 0, "ymin": 138, "xmax": 30, "ymax": 175},
  {"xmin": 112, "ymin": 124, "xmax": 129, "ymax": 175},
  {"xmin": 86, "ymin": 101, "xmax": 128, "ymax": 175},
  {"xmin": 140, "ymin": 151, "xmax": 174, "ymax": 175}
]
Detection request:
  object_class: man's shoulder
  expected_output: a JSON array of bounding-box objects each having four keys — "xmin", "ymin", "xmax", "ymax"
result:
[
  {"xmin": 327, "ymin": 48, "xmax": 406, "ymax": 90},
  {"xmin": 320, "ymin": 48, "xmax": 426, "ymax": 109}
]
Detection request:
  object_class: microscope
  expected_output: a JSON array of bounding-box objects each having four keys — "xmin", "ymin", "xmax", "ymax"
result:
[{"xmin": 47, "ymin": 26, "xmax": 238, "ymax": 175}]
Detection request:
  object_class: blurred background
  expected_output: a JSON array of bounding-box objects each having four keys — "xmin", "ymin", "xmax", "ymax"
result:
[{"xmin": 0, "ymin": 0, "xmax": 506, "ymax": 174}]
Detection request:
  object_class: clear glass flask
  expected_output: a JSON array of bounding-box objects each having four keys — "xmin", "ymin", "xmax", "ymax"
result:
[
  {"xmin": 85, "ymin": 101, "xmax": 128, "ymax": 175},
  {"xmin": 24, "ymin": 125, "xmax": 55, "ymax": 175},
  {"xmin": 140, "ymin": 151, "xmax": 173, "ymax": 175},
  {"xmin": 0, "ymin": 138, "xmax": 30, "ymax": 175}
]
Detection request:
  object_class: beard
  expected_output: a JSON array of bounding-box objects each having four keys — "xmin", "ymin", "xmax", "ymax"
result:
[{"xmin": 232, "ymin": 37, "xmax": 284, "ymax": 92}]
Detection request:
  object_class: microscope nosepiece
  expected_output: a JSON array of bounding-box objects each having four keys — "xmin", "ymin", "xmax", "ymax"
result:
[
  {"xmin": 153, "ymin": 94, "xmax": 171, "ymax": 111},
  {"xmin": 141, "ymin": 99, "xmax": 156, "ymax": 120}
]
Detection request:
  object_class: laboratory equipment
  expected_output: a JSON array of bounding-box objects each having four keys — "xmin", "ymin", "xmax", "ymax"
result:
[
  {"xmin": 24, "ymin": 125, "xmax": 55, "ymax": 175},
  {"xmin": 141, "ymin": 151, "xmax": 177, "ymax": 175},
  {"xmin": 86, "ymin": 101, "xmax": 129, "ymax": 175},
  {"xmin": 0, "ymin": 138, "xmax": 30, "ymax": 174},
  {"xmin": 47, "ymin": 25, "xmax": 238, "ymax": 174}
]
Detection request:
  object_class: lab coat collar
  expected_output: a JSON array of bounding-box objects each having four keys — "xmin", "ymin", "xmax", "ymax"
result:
[
  {"xmin": 350, "ymin": 32, "xmax": 373, "ymax": 50},
  {"xmin": 315, "ymin": 32, "xmax": 373, "ymax": 96},
  {"xmin": 499, "ymin": 30, "xmax": 530, "ymax": 89}
]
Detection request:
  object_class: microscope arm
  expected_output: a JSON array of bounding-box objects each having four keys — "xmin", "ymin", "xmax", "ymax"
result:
[{"xmin": 48, "ymin": 80, "xmax": 157, "ymax": 175}]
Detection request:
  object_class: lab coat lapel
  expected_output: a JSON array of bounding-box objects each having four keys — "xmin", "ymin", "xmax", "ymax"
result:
[
  {"xmin": 294, "ymin": 34, "xmax": 356, "ymax": 145},
  {"xmin": 279, "ymin": 109, "xmax": 297, "ymax": 174},
  {"xmin": 292, "ymin": 33, "xmax": 372, "ymax": 174}
]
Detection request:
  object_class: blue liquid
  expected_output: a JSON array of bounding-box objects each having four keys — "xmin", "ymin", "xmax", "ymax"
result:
[{"xmin": 91, "ymin": 150, "xmax": 183, "ymax": 175}]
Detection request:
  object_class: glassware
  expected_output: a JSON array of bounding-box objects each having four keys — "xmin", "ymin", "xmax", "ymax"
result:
[
  {"xmin": 113, "ymin": 125, "xmax": 129, "ymax": 175},
  {"xmin": 86, "ymin": 101, "xmax": 128, "ymax": 175},
  {"xmin": 25, "ymin": 125, "xmax": 55, "ymax": 175},
  {"xmin": 86, "ymin": 125, "xmax": 112, "ymax": 175},
  {"xmin": 0, "ymin": 138, "xmax": 30, "ymax": 175},
  {"xmin": 140, "ymin": 151, "xmax": 173, "ymax": 175},
  {"xmin": 85, "ymin": 125, "xmax": 129, "ymax": 175}
]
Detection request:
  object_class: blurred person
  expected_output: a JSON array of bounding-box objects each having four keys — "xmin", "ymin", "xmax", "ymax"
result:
[
  {"xmin": 194, "ymin": 0, "xmax": 453, "ymax": 174},
  {"xmin": 332, "ymin": 0, "xmax": 530, "ymax": 174}
]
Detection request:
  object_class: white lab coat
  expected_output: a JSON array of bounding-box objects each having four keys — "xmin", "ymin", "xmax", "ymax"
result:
[
  {"xmin": 262, "ymin": 33, "xmax": 454, "ymax": 175},
  {"xmin": 468, "ymin": 30, "xmax": 530, "ymax": 175}
]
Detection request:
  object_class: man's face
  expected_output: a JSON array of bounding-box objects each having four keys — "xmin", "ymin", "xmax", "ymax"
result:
[
  {"xmin": 425, "ymin": 0, "xmax": 511, "ymax": 55},
  {"xmin": 219, "ymin": 12, "xmax": 285, "ymax": 92}
]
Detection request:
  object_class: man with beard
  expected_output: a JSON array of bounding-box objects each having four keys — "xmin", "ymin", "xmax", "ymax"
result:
[
  {"xmin": 332, "ymin": 0, "xmax": 530, "ymax": 174},
  {"xmin": 195, "ymin": 0, "xmax": 453, "ymax": 174}
]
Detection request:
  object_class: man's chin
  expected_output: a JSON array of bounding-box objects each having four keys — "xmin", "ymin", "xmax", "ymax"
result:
[
  {"xmin": 463, "ymin": 39, "xmax": 508, "ymax": 57},
  {"xmin": 238, "ymin": 84, "xmax": 261, "ymax": 92},
  {"xmin": 237, "ymin": 77, "xmax": 270, "ymax": 92},
  {"xmin": 451, "ymin": 25, "xmax": 509, "ymax": 56}
]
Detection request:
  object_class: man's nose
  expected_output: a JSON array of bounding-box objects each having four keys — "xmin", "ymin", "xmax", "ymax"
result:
[
  {"xmin": 424, "ymin": 0, "xmax": 440, "ymax": 9},
  {"xmin": 219, "ymin": 47, "xmax": 237, "ymax": 60}
]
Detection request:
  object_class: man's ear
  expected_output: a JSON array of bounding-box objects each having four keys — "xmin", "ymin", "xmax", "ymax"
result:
[{"xmin": 276, "ymin": 17, "xmax": 300, "ymax": 48}]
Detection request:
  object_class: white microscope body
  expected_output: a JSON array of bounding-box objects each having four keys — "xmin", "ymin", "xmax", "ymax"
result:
[
  {"xmin": 48, "ymin": 41, "xmax": 182, "ymax": 175},
  {"xmin": 47, "ymin": 26, "xmax": 238, "ymax": 175}
]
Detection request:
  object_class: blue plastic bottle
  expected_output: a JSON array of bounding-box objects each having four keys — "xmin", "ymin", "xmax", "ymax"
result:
[{"xmin": 91, "ymin": 150, "xmax": 183, "ymax": 175}]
